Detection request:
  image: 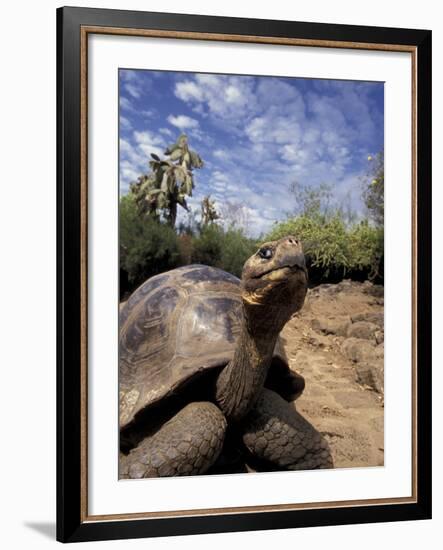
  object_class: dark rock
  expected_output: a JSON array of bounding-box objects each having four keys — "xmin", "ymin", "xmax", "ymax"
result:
[
  {"xmin": 347, "ymin": 321, "xmax": 379, "ymax": 341},
  {"xmin": 375, "ymin": 343, "xmax": 384, "ymax": 359},
  {"xmin": 311, "ymin": 317, "xmax": 350, "ymax": 337},
  {"xmin": 341, "ymin": 338, "xmax": 377, "ymax": 363},
  {"xmin": 375, "ymin": 330, "xmax": 384, "ymax": 345},
  {"xmin": 351, "ymin": 311, "xmax": 384, "ymax": 328},
  {"xmin": 336, "ymin": 279, "xmax": 354, "ymax": 292},
  {"xmin": 362, "ymin": 283, "xmax": 384, "ymax": 298},
  {"xmin": 314, "ymin": 281, "xmax": 354, "ymax": 296},
  {"xmin": 307, "ymin": 335, "xmax": 325, "ymax": 348},
  {"xmin": 354, "ymin": 360, "xmax": 384, "ymax": 394}
]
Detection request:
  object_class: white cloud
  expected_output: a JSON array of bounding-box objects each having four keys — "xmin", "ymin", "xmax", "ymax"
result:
[
  {"xmin": 210, "ymin": 170, "xmax": 230, "ymax": 192},
  {"xmin": 213, "ymin": 150, "xmax": 230, "ymax": 161},
  {"xmin": 281, "ymin": 145, "xmax": 309, "ymax": 163},
  {"xmin": 119, "ymin": 116, "xmax": 132, "ymax": 131},
  {"xmin": 120, "ymin": 70, "xmax": 153, "ymax": 100},
  {"xmin": 174, "ymin": 74, "xmax": 258, "ymax": 130},
  {"xmin": 173, "ymin": 76, "xmax": 354, "ymax": 184},
  {"xmin": 256, "ymin": 78, "xmax": 303, "ymax": 106},
  {"xmin": 119, "ymin": 96, "xmax": 134, "ymax": 112},
  {"xmin": 120, "ymin": 70, "xmax": 138, "ymax": 83},
  {"xmin": 167, "ymin": 114, "xmax": 200, "ymax": 131},
  {"xmin": 204, "ymin": 166, "xmax": 296, "ymax": 236},
  {"xmin": 120, "ymin": 162, "xmax": 141, "ymax": 191},
  {"xmin": 125, "ymin": 83, "xmax": 141, "ymax": 99},
  {"xmin": 191, "ymin": 103, "xmax": 207, "ymax": 117},
  {"xmin": 195, "ymin": 74, "xmax": 221, "ymax": 87},
  {"xmin": 175, "ymin": 80, "xmax": 204, "ymax": 102},
  {"xmin": 120, "ymin": 138, "xmax": 144, "ymax": 166},
  {"xmin": 246, "ymin": 115, "xmax": 302, "ymax": 145},
  {"xmin": 141, "ymin": 109, "xmax": 156, "ymax": 119},
  {"xmin": 159, "ymin": 127, "xmax": 173, "ymax": 137},
  {"xmin": 240, "ymin": 83, "xmax": 377, "ymax": 187},
  {"xmin": 133, "ymin": 130, "xmax": 165, "ymax": 158},
  {"xmin": 225, "ymin": 85, "xmax": 243, "ymax": 104},
  {"xmin": 119, "ymin": 131, "xmax": 166, "ymax": 192}
]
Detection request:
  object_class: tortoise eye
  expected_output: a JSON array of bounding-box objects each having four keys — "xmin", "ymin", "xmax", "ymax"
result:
[{"xmin": 258, "ymin": 247, "xmax": 273, "ymax": 260}]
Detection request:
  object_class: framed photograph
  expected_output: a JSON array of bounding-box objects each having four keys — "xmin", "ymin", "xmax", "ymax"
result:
[{"xmin": 57, "ymin": 6, "xmax": 432, "ymax": 543}]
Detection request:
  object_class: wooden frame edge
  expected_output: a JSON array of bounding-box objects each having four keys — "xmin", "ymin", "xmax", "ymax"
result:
[
  {"xmin": 79, "ymin": 25, "xmax": 419, "ymax": 523},
  {"xmin": 80, "ymin": 24, "xmax": 89, "ymax": 524},
  {"xmin": 81, "ymin": 25, "xmax": 417, "ymax": 53},
  {"xmin": 85, "ymin": 496, "xmax": 416, "ymax": 523}
]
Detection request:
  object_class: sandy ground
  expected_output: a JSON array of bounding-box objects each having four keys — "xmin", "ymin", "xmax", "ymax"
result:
[{"xmin": 283, "ymin": 280, "xmax": 384, "ymax": 468}]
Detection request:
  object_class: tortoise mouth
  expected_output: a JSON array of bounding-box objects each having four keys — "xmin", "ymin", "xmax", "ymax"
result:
[{"xmin": 253, "ymin": 263, "xmax": 306, "ymax": 281}]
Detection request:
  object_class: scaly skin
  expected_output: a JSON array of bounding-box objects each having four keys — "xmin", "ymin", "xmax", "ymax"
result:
[
  {"xmin": 120, "ymin": 402, "xmax": 227, "ymax": 479},
  {"xmin": 241, "ymin": 388, "xmax": 333, "ymax": 470}
]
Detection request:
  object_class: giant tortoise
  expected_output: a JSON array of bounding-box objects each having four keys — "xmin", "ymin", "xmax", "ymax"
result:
[{"xmin": 119, "ymin": 236, "xmax": 332, "ymax": 478}]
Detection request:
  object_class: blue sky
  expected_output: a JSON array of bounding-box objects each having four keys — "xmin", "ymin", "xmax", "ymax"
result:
[{"xmin": 119, "ymin": 69, "xmax": 384, "ymax": 236}]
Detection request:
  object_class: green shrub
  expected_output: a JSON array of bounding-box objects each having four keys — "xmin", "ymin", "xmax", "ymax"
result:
[
  {"xmin": 191, "ymin": 225, "xmax": 257, "ymax": 278},
  {"xmin": 120, "ymin": 194, "xmax": 180, "ymax": 287},
  {"xmin": 191, "ymin": 224, "xmax": 223, "ymax": 267},
  {"xmin": 348, "ymin": 221, "xmax": 383, "ymax": 279},
  {"xmin": 177, "ymin": 233, "xmax": 194, "ymax": 265},
  {"xmin": 267, "ymin": 214, "xmax": 349, "ymax": 274},
  {"xmin": 219, "ymin": 228, "xmax": 258, "ymax": 278},
  {"xmin": 120, "ymin": 190, "xmax": 383, "ymax": 290},
  {"xmin": 266, "ymin": 213, "xmax": 383, "ymax": 282}
]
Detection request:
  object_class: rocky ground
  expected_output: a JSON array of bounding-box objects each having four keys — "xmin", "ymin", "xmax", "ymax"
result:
[{"xmin": 283, "ymin": 279, "xmax": 385, "ymax": 469}]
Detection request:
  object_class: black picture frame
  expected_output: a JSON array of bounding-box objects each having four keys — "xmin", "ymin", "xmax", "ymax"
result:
[{"xmin": 57, "ymin": 6, "xmax": 432, "ymax": 543}]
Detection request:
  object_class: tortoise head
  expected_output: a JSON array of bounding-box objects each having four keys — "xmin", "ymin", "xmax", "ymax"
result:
[{"xmin": 241, "ymin": 236, "xmax": 308, "ymax": 334}]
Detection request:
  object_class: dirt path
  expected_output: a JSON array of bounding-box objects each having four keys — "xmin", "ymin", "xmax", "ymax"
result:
[{"xmin": 282, "ymin": 280, "xmax": 385, "ymax": 468}]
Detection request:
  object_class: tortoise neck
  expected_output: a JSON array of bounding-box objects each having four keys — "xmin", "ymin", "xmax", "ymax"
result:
[{"xmin": 214, "ymin": 315, "xmax": 278, "ymax": 423}]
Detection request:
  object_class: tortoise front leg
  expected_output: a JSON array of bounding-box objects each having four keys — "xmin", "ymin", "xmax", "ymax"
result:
[
  {"xmin": 241, "ymin": 388, "xmax": 333, "ymax": 471},
  {"xmin": 120, "ymin": 402, "xmax": 227, "ymax": 479}
]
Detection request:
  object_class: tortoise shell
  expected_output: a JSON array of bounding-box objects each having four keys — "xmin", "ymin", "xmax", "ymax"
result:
[{"xmin": 119, "ymin": 264, "xmax": 290, "ymax": 429}]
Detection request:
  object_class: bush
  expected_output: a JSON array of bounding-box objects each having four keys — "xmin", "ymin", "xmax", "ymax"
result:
[
  {"xmin": 120, "ymin": 195, "xmax": 181, "ymax": 289},
  {"xmin": 177, "ymin": 233, "xmax": 194, "ymax": 265},
  {"xmin": 120, "ymin": 194, "xmax": 259, "ymax": 294},
  {"xmin": 120, "ymin": 191, "xmax": 384, "ymax": 292},
  {"xmin": 266, "ymin": 214, "xmax": 349, "ymax": 273},
  {"xmin": 191, "ymin": 225, "xmax": 257, "ymax": 278},
  {"xmin": 266, "ymin": 213, "xmax": 383, "ymax": 283},
  {"xmin": 219, "ymin": 228, "xmax": 258, "ymax": 277},
  {"xmin": 348, "ymin": 221, "xmax": 383, "ymax": 280},
  {"xmin": 191, "ymin": 224, "xmax": 223, "ymax": 266}
]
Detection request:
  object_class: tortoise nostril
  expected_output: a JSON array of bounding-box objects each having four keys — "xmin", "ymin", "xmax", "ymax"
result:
[{"xmin": 287, "ymin": 238, "xmax": 298, "ymax": 245}]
